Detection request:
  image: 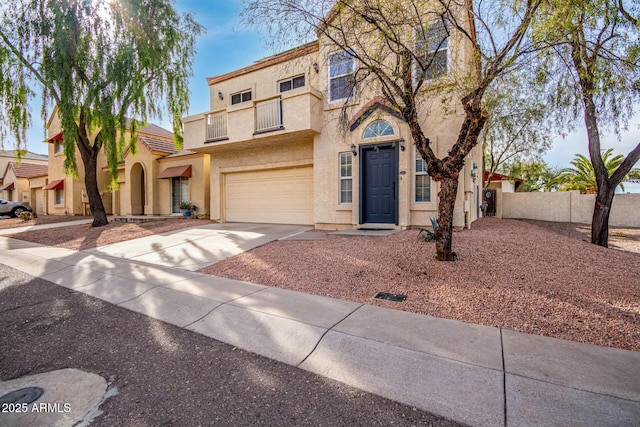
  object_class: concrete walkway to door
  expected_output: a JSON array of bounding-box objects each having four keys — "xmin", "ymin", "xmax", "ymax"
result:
[{"xmin": 84, "ymin": 223, "xmax": 310, "ymax": 271}]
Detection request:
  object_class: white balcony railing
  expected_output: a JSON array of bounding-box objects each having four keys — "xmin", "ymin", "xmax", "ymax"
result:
[
  {"xmin": 206, "ymin": 111, "xmax": 227, "ymax": 141},
  {"xmin": 255, "ymin": 98, "xmax": 283, "ymax": 133}
]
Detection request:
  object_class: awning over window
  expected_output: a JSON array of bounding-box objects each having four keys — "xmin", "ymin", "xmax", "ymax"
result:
[
  {"xmin": 44, "ymin": 179, "xmax": 64, "ymax": 190},
  {"xmin": 0, "ymin": 182, "xmax": 14, "ymax": 191},
  {"xmin": 48, "ymin": 132, "xmax": 63, "ymax": 142},
  {"xmin": 158, "ymin": 165, "xmax": 192, "ymax": 179}
]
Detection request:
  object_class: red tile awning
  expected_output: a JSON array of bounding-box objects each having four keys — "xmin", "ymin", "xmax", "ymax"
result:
[
  {"xmin": 44, "ymin": 179, "xmax": 64, "ymax": 190},
  {"xmin": 0, "ymin": 182, "xmax": 14, "ymax": 191},
  {"xmin": 158, "ymin": 165, "xmax": 192, "ymax": 179},
  {"xmin": 48, "ymin": 132, "xmax": 63, "ymax": 142}
]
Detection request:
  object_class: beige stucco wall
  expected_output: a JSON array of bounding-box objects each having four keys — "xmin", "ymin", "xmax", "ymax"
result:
[
  {"xmin": 502, "ymin": 191, "xmax": 640, "ymax": 228},
  {"xmin": 29, "ymin": 175, "xmax": 48, "ymax": 215},
  {"xmin": 157, "ymin": 153, "xmax": 211, "ymax": 218},
  {"xmin": 1, "ymin": 168, "xmax": 29, "ymax": 202}
]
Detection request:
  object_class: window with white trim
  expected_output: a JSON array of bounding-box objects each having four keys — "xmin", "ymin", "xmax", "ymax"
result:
[
  {"xmin": 278, "ymin": 75, "xmax": 305, "ymax": 93},
  {"xmin": 363, "ymin": 120, "xmax": 394, "ymax": 138},
  {"xmin": 230, "ymin": 90, "xmax": 252, "ymax": 105},
  {"xmin": 339, "ymin": 152, "xmax": 353, "ymax": 204},
  {"xmin": 415, "ymin": 20, "xmax": 449, "ymax": 83},
  {"xmin": 329, "ymin": 50, "xmax": 355, "ymax": 102},
  {"xmin": 54, "ymin": 141, "xmax": 63, "ymax": 154},
  {"xmin": 415, "ymin": 150, "xmax": 431, "ymax": 202},
  {"xmin": 54, "ymin": 188, "xmax": 64, "ymax": 205}
]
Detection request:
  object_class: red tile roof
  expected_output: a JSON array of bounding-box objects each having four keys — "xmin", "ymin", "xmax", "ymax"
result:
[
  {"xmin": 137, "ymin": 135, "xmax": 178, "ymax": 154},
  {"xmin": 7, "ymin": 162, "xmax": 49, "ymax": 179}
]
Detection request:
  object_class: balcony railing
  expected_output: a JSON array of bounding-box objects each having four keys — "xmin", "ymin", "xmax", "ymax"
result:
[
  {"xmin": 206, "ymin": 111, "xmax": 227, "ymax": 141},
  {"xmin": 255, "ymin": 98, "xmax": 283, "ymax": 133}
]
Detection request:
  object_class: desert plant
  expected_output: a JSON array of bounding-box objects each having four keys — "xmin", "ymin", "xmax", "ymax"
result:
[{"xmin": 18, "ymin": 211, "xmax": 33, "ymax": 221}]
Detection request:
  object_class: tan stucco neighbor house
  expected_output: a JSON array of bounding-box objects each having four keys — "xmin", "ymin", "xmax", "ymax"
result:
[
  {"xmin": 182, "ymin": 7, "xmax": 483, "ymax": 229},
  {"xmin": 1, "ymin": 161, "xmax": 49, "ymax": 214},
  {"xmin": 46, "ymin": 110, "xmax": 210, "ymax": 218},
  {"xmin": 109, "ymin": 128, "xmax": 210, "ymax": 218}
]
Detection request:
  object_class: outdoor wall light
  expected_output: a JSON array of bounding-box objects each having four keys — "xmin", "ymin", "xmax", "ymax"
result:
[
  {"xmin": 218, "ymin": 91, "xmax": 223, "ymax": 100},
  {"xmin": 351, "ymin": 144, "xmax": 358, "ymax": 156},
  {"xmin": 398, "ymin": 138, "xmax": 406, "ymax": 151},
  {"xmin": 312, "ymin": 62, "xmax": 319, "ymax": 73}
]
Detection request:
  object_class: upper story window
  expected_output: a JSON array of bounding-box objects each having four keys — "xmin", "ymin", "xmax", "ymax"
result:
[
  {"xmin": 279, "ymin": 75, "xmax": 305, "ymax": 93},
  {"xmin": 363, "ymin": 120, "xmax": 394, "ymax": 138},
  {"xmin": 329, "ymin": 50, "xmax": 355, "ymax": 102},
  {"xmin": 54, "ymin": 140, "xmax": 63, "ymax": 154},
  {"xmin": 231, "ymin": 90, "xmax": 252, "ymax": 105},
  {"xmin": 415, "ymin": 20, "xmax": 449, "ymax": 82}
]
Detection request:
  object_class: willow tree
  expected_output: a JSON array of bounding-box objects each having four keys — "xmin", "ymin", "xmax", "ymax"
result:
[
  {"xmin": 535, "ymin": 0, "xmax": 640, "ymax": 246},
  {"xmin": 0, "ymin": 0, "xmax": 203, "ymax": 226},
  {"xmin": 243, "ymin": 0, "xmax": 541, "ymax": 260}
]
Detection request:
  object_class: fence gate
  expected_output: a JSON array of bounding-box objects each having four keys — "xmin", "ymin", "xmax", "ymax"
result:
[{"xmin": 482, "ymin": 189, "xmax": 496, "ymax": 217}]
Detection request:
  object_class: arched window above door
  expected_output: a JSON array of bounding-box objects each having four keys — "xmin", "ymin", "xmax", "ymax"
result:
[{"xmin": 363, "ymin": 120, "xmax": 394, "ymax": 138}]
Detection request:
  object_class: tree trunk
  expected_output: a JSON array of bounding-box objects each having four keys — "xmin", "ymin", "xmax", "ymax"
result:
[
  {"xmin": 83, "ymin": 152, "xmax": 108, "ymax": 227},
  {"xmin": 591, "ymin": 184, "xmax": 615, "ymax": 247},
  {"xmin": 75, "ymin": 124, "xmax": 108, "ymax": 227},
  {"xmin": 435, "ymin": 176, "xmax": 459, "ymax": 261}
]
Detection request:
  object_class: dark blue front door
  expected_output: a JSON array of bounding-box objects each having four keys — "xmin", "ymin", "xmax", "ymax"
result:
[{"xmin": 362, "ymin": 146, "xmax": 397, "ymax": 224}]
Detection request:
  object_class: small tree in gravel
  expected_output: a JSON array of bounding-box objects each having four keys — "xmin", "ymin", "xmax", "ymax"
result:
[
  {"xmin": 0, "ymin": 0, "xmax": 203, "ymax": 227},
  {"xmin": 243, "ymin": 0, "xmax": 542, "ymax": 260}
]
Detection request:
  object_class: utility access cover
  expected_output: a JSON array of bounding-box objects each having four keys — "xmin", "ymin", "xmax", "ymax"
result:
[
  {"xmin": 374, "ymin": 292, "xmax": 407, "ymax": 302},
  {"xmin": 0, "ymin": 387, "xmax": 44, "ymax": 405}
]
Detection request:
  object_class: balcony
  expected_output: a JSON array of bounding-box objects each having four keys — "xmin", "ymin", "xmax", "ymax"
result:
[
  {"xmin": 183, "ymin": 88, "xmax": 322, "ymax": 152},
  {"xmin": 254, "ymin": 98, "xmax": 283, "ymax": 133},
  {"xmin": 206, "ymin": 111, "xmax": 227, "ymax": 141}
]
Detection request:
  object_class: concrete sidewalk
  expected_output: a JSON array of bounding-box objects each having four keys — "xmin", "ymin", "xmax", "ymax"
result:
[{"xmin": 0, "ymin": 236, "xmax": 638, "ymax": 426}]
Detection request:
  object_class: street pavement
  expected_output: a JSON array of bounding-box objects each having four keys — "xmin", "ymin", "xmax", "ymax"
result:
[
  {"xmin": 0, "ymin": 265, "xmax": 458, "ymax": 426},
  {"xmin": 0, "ymin": 222, "xmax": 639, "ymax": 426}
]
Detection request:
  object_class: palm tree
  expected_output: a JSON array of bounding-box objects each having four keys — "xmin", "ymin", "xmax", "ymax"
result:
[{"xmin": 548, "ymin": 149, "xmax": 626, "ymax": 194}]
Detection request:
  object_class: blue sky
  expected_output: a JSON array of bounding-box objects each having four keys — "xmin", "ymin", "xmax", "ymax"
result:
[{"xmin": 18, "ymin": 0, "xmax": 640, "ymax": 170}]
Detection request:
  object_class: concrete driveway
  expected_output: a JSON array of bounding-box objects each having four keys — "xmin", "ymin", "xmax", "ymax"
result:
[{"xmin": 85, "ymin": 222, "xmax": 309, "ymax": 271}]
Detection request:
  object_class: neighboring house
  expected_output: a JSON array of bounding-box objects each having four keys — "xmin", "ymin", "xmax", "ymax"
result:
[
  {"xmin": 484, "ymin": 171, "xmax": 523, "ymax": 193},
  {"xmin": 46, "ymin": 110, "xmax": 209, "ymax": 217},
  {"xmin": 1, "ymin": 162, "xmax": 49, "ymax": 214},
  {"xmin": 182, "ymin": 10, "xmax": 483, "ymax": 229},
  {"xmin": 108, "ymin": 128, "xmax": 210, "ymax": 217},
  {"xmin": 0, "ymin": 150, "xmax": 48, "ymax": 187}
]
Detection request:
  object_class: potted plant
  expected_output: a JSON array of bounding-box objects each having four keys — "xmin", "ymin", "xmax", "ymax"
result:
[{"xmin": 178, "ymin": 201, "xmax": 193, "ymax": 217}]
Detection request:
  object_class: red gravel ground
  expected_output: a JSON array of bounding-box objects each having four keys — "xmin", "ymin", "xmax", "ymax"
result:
[
  {"xmin": 0, "ymin": 214, "xmax": 91, "ymax": 230},
  {"xmin": 202, "ymin": 218, "xmax": 640, "ymax": 352},
  {"xmin": 7, "ymin": 218, "xmax": 217, "ymax": 250}
]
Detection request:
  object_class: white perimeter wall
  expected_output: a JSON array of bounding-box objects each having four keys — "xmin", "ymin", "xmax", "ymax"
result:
[{"xmin": 501, "ymin": 190, "xmax": 640, "ymax": 228}]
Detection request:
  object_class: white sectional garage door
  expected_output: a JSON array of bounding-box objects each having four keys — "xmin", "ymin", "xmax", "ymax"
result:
[{"xmin": 225, "ymin": 166, "xmax": 313, "ymax": 225}]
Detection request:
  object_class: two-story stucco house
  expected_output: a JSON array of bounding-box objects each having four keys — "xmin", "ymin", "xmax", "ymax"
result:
[{"xmin": 182, "ymin": 11, "xmax": 483, "ymax": 230}]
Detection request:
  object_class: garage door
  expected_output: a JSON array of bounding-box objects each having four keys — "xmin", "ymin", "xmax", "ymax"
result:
[{"xmin": 225, "ymin": 166, "xmax": 313, "ymax": 225}]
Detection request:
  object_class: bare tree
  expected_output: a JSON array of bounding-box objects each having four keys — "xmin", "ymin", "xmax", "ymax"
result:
[
  {"xmin": 483, "ymin": 73, "xmax": 553, "ymax": 188},
  {"xmin": 243, "ymin": 0, "xmax": 541, "ymax": 260}
]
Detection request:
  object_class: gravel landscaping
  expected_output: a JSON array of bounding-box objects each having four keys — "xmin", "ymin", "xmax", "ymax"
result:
[
  {"xmin": 6, "ymin": 217, "xmax": 216, "ymax": 250},
  {"xmin": 0, "ymin": 214, "xmax": 90, "ymax": 230},
  {"xmin": 201, "ymin": 218, "xmax": 640, "ymax": 352}
]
